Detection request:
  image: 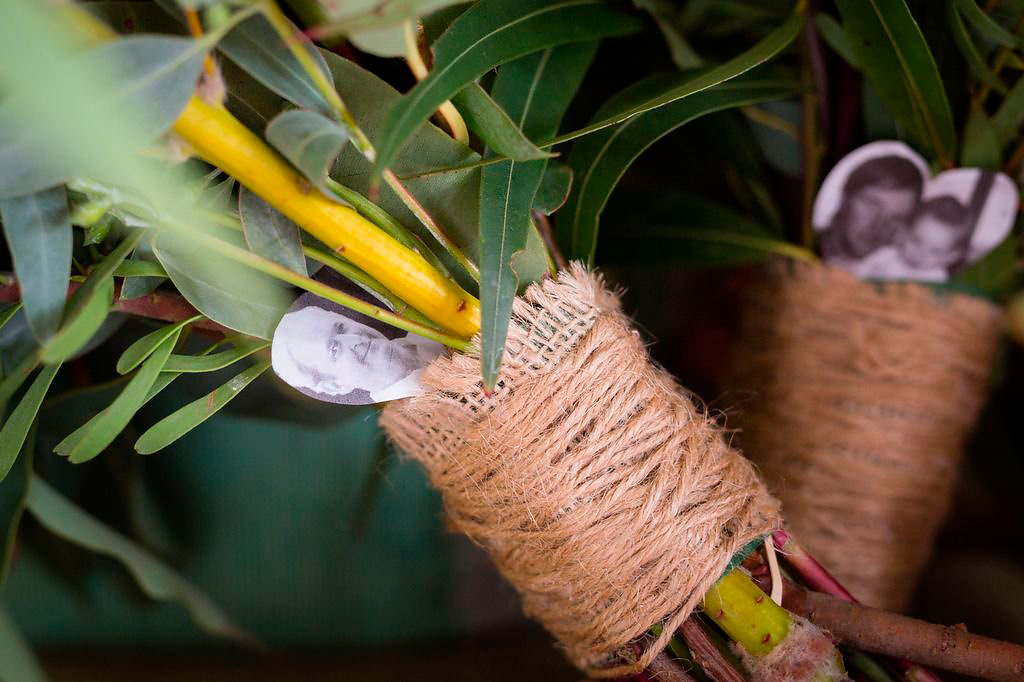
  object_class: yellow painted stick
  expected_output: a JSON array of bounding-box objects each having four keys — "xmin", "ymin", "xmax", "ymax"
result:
[{"xmin": 173, "ymin": 97, "xmax": 480, "ymax": 337}]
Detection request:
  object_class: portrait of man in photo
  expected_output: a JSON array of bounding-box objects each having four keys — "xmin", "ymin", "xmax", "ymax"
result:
[{"xmin": 271, "ymin": 274, "xmax": 446, "ymax": 405}]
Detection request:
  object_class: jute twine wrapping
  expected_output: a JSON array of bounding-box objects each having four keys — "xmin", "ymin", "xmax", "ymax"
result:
[
  {"xmin": 380, "ymin": 265, "xmax": 781, "ymax": 677},
  {"xmin": 730, "ymin": 261, "xmax": 1001, "ymax": 610}
]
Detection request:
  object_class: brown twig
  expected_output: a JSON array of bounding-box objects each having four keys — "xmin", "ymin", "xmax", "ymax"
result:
[
  {"xmin": 677, "ymin": 618, "xmax": 745, "ymax": 682},
  {"xmin": 533, "ymin": 210, "xmax": 569, "ymax": 272},
  {"xmin": 646, "ymin": 652, "xmax": 697, "ymax": 682},
  {"xmin": 0, "ymin": 277, "xmax": 230, "ymax": 334},
  {"xmin": 781, "ymin": 583, "xmax": 1024, "ymax": 681}
]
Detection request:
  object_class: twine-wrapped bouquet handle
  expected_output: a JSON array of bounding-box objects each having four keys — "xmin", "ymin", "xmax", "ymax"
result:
[{"xmin": 381, "ymin": 265, "xmax": 782, "ymax": 676}]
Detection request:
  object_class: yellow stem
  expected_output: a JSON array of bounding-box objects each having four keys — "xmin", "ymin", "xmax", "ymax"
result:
[
  {"xmin": 172, "ymin": 97, "xmax": 480, "ymax": 337},
  {"xmin": 702, "ymin": 569, "xmax": 791, "ymax": 657},
  {"xmin": 403, "ymin": 20, "xmax": 469, "ymax": 145}
]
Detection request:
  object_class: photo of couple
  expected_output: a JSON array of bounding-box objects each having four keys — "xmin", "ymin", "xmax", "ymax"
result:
[{"xmin": 813, "ymin": 141, "xmax": 1017, "ymax": 282}]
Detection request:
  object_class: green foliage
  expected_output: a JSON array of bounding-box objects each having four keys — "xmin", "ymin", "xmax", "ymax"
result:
[
  {"xmin": 238, "ymin": 187, "xmax": 309, "ymax": 276},
  {"xmin": 559, "ymin": 76, "xmax": 796, "ymax": 263},
  {"xmin": 153, "ymin": 230, "xmax": 294, "ymax": 340},
  {"xmin": 163, "ymin": 338, "xmax": 269, "ymax": 373},
  {"xmin": 0, "ymin": 365, "xmax": 60, "ymax": 483},
  {"xmin": 265, "ymin": 109, "xmax": 351, "ymax": 198},
  {"xmin": 835, "ymin": 0, "xmax": 957, "ymax": 163},
  {"xmin": 26, "ymin": 476, "xmax": 250, "ymax": 642},
  {"xmin": 452, "ymin": 84, "xmax": 555, "ymax": 162},
  {"xmin": 217, "ymin": 12, "xmax": 333, "ymax": 116},
  {"xmin": 0, "ymin": 186, "xmax": 72, "ymax": 341},
  {"xmin": 135, "ymin": 359, "xmax": 271, "ymax": 454},
  {"xmin": 54, "ymin": 326, "xmax": 182, "ymax": 463},
  {"xmin": 116, "ymin": 315, "xmax": 202, "ymax": 374},
  {"xmin": 479, "ymin": 43, "xmax": 596, "ymax": 389},
  {"xmin": 371, "ymin": 0, "xmax": 645, "ymax": 182}
]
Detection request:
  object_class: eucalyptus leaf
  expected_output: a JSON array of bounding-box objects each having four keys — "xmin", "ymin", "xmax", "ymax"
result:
[
  {"xmin": 0, "ymin": 304, "xmax": 24, "ymax": 334},
  {"xmin": 152, "ymin": 230, "xmax": 294, "ymax": 340},
  {"xmin": 372, "ymin": 0, "xmax": 645, "ymax": 180},
  {"xmin": 0, "ymin": 186, "xmax": 72, "ymax": 341},
  {"xmin": 479, "ymin": 44, "xmax": 596, "ymax": 389},
  {"xmin": 265, "ymin": 109, "xmax": 350, "ymax": 199},
  {"xmin": 452, "ymin": 83, "xmax": 554, "ymax": 162},
  {"xmin": 835, "ymin": 0, "xmax": 956, "ymax": 163},
  {"xmin": 27, "ymin": 475, "xmax": 251, "ymax": 643},
  {"xmin": 0, "ymin": 607, "xmax": 46, "ymax": 682},
  {"xmin": 116, "ymin": 316, "xmax": 200, "ymax": 375},
  {"xmin": 951, "ymin": 234, "xmax": 1021, "ymax": 299},
  {"xmin": 135, "ymin": 360, "xmax": 270, "ymax": 455},
  {"xmin": 0, "ymin": 355, "xmax": 40, "ymax": 410},
  {"xmin": 217, "ymin": 12, "xmax": 333, "ymax": 116},
  {"xmin": 961, "ymin": 101, "xmax": 1002, "ymax": 168},
  {"xmin": 120, "ymin": 236, "xmax": 165, "ymax": 301},
  {"xmin": 954, "ymin": 0, "xmax": 1021, "ymax": 48},
  {"xmin": 548, "ymin": 11, "xmax": 801, "ymax": 146},
  {"xmin": 559, "ymin": 77, "xmax": 794, "ymax": 262},
  {"xmin": 41, "ymin": 230, "xmax": 142, "ymax": 364},
  {"xmin": 635, "ymin": 0, "xmax": 704, "ymax": 69},
  {"xmin": 162, "ymin": 339, "xmax": 269, "ymax": 373},
  {"xmin": 0, "ymin": 35, "xmax": 208, "ymax": 199},
  {"xmin": 815, "ymin": 13, "xmax": 858, "ymax": 67},
  {"xmin": 53, "ymin": 325, "xmax": 180, "ymax": 462},
  {"xmin": 58, "ymin": 339, "xmax": 225, "ymax": 454},
  {"xmin": 533, "ymin": 161, "xmax": 573, "ymax": 215},
  {"xmin": 992, "ymin": 76, "xmax": 1024, "ymax": 147},
  {"xmin": 320, "ymin": 51, "xmax": 552, "ymax": 290},
  {"xmin": 40, "ymin": 277, "xmax": 115, "ymax": 365},
  {"xmin": 600, "ymin": 194, "xmax": 811, "ymax": 268},
  {"xmin": 54, "ymin": 327, "xmax": 181, "ymax": 464},
  {"xmin": 949, "ymin": 2, "xmax": 1008, "ymax": 95},
  {"xmin": 321, "ymin": 0, "xmax": 466, "ymax": 37},
  {"xmin": 0, "ymin": 364, "xmax": 60, "ymax": 483},
  {"xmin": 0, "ymin": 424, "xmax": 33, "ymax": 587},
  {"xmin": 238, "ymin": 187, "xmax": 308, "ymax": 276}
]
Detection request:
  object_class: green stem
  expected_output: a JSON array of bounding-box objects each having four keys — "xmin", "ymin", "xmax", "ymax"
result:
[
  {"xmin": 169, "ymin": 224, "xmax": 470, "ymax": 351},
  {"xmin": 301, "ymin": 246, "xmax": 441, "ymax": 329},
  {"xmin": 260, "ymin": 0, "xmax": 481, "ymax": 284}
]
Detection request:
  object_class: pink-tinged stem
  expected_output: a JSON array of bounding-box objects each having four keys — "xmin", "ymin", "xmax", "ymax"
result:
[{"xmin": 773, "ymin": 529, "xmax": 944, "ymax": 682}]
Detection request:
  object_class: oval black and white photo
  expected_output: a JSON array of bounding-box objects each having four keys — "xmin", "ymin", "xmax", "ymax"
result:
[
  {"xmin": 813, "ymin": 140, "xmax": 1017, "ymax": 283},
  {"xmin": 271, "ymin": 273, "xmax": 446, "ymax": 405}
]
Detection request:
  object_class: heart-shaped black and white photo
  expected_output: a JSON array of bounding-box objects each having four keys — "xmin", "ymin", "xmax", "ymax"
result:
[
  {"xmin": 271, "ymin": 270, "xmax": 446, "ymax": 405},
  {"xmin": 813, "ymin": 140, "xmax": 1017, "ymax": 282}
]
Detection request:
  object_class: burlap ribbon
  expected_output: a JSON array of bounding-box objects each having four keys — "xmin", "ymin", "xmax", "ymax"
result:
[
  {"xmin": 730, "ymin": 261, "xmax": 1002, "ymax": 610},
  {"xmin": 381, "ymin": 265, "xmax": 781, "ymax": 676}
]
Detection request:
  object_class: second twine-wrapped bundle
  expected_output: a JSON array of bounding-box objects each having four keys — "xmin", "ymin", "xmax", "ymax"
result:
[
  {"xmin": 381, "ymin": 265, "xmax": 781, "ymax": 676},
  {"xmin": 730, "ymin": 261, "xmax": 1002, "ymax": 610}
]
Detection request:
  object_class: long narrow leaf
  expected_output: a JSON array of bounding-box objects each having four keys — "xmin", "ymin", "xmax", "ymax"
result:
[
  {"xmin": 54, "ymin": 327, "xmax": 182, "ymax": 463},
  {"xmin": 40, "ymin": 277, "xmax": 114, "ymax": 365},
  {"xmin": 116, "ymin": 316, "xmax": 201, "ymax": 375},
  {"xmin": 954, "ymin": 0, "xmax": 1021, "ymax": 48},
  {"xmin": 216, "ymin": 12, "xmax": 332, "ymax": 115},
  {"xmin": 835, "ymin": 0, "xmax": 956, "ymax": 163},
  {"xmin": 372, "ymin": 0, "xmax": 644, "ymax": 181},
  {"xmin": 0, "ymin": 355, "xmax": 40, "ymax": 409},
  {"xmin": 27, "ymin": 475, "xmax": 251, "ymax": 643},
  {"xmin": 559, "ymin": 78, "xmax": 795, "ymax": 262},
  {"xmin": 949, "ymin": 2, "xmax": 1008, "ymax": 95},
  {"xmin": 0, "ymin": 186, "xmax": 72, "ymax": 341},
  {"xmin": 264, "ymin": 109, "xmax": 349, "ymax": 200},
  {"xmin": 136, "ymin": 360, "xmax": 270, "ymax": 455},
  {"xmin": 0, "ymin": 421, "xmax": 32, "ymax": 586},
  {"xmin": 479, "ymin": 43, "xmax": 597, "ymax": 389},
  {"xmin": 547, "ymin": 11, "xmax": 801, "ymax": 146},
  {"xmin": 162, "ymin": 339, "xmax": 269, "ymax": 373},
  {"xmin": 0, "ymin": 608, "xmax": 46, "ymax": 682},
  {"xmin": 452, "ymin": 83, "xmax": 554, "ymax": 162},
  {"xmin": 0, "ymin": 364, "xmax": 60, "ymax": 483}
]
